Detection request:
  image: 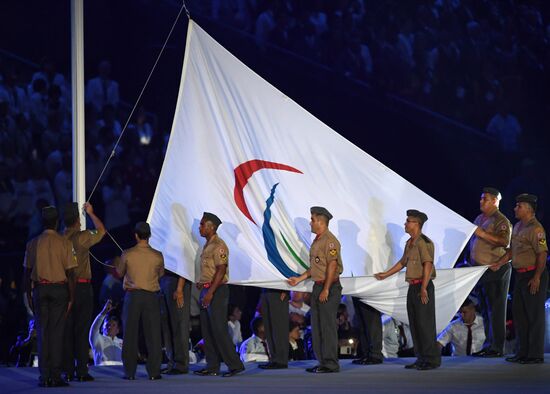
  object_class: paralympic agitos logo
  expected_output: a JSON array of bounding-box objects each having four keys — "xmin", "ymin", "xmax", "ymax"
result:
[{"xmin": 233, "ymin": 160, "xmax": 308, "ymax": 278}]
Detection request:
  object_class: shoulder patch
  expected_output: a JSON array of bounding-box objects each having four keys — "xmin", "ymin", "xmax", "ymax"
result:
[
  {"xmin": 328, "ymin": 242, "xmax": 335, "ymax": 249},
  {"xmin": 219, "ymin": 248, "xmax": 228, "ymax": 263},
  {"xmin": 329, "ymin": 249, "xmax": 337, "ymax": 256}
]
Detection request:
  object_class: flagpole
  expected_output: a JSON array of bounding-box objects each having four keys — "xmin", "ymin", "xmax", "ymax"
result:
[{"xmin": 71, "ymin": 0, "xmax": 86, "ymax": 229}]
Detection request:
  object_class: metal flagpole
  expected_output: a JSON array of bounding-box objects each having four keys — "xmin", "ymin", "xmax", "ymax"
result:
[{"xmin": 71, "ymin": 0, "xmax": 86, "ymax": 230}]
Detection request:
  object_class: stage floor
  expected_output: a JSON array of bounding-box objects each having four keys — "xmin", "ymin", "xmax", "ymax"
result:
[{"xmin": 1, "ymin": 356, "xmax": 548, "ymax": 393}]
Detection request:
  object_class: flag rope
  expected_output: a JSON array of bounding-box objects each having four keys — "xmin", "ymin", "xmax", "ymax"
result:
[{"xmin": 86, "ymin": 2, "xmax": 188, "ymax": 202}]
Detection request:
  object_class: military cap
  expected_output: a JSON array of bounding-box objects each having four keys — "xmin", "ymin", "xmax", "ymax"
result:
[
  {"xmin": 482, "ymin": 187, "xmax": 501, "ymax": 199},
  {"xmin": 63, "ymin": 202, "xmax": 80, "ymax": 225},
  {"xmin": 41, "ymin": 206, "xmax": 58, "ymax": 221},
  {"xmin": 202, "ymin": 212, "xmax": 222, "ymax": 227},
  {"xmin": 134, "ymin": 221, "xmax": 151, "ymax": 237},
  {"xmin": 516, "ymin": 193, "xmax": 537, "ymax": 211},
  {"xmin": 406, "ymin": 209, "xmax": 428, "ymax": 225},
  {"xmin": 310, "ymin": 206, "xmax": 333, "ymax": 221}
]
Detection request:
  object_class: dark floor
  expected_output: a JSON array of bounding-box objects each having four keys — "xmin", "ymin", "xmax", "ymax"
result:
[{"xmin": 1, "ymin": 356, "xmax": 548, "ymax": 394}]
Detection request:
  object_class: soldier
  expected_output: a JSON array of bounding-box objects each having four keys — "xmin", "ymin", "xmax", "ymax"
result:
[
  {"xmin": 62, "ymin": 202, "xmax": 106, "ymax": 381},
  {"xmin": 258, "ymin": 288, "xmax": 289, "ymax": 370},
  {"xmin": 375, "ymin": 210, "xmax": 441, "ymax": 370},
  {"xmin": 160, "ymin": 271, "xmax": 192, "ymax": 375},
  {"xmin": 288, "ymin": 206, "xmax": 343, "ymax": 373},
  {"xmin": 351, "ymin": 299, "xmax": 383, "ymax": 365},
  {"xmin": 469, "ymin": 187, "xmax": 511, "ymax": 358},
  {"xmin": 117, "ymin": 222, "xmax": 164, "ymax": 380},
  {"xmin": 494, "ymin": 194, "xmax": 548, "ymax": 364},
  {"xmin": 23, "ymin": 206, "xmax": 77, "ymax": 387},
  {"xmin": 194, "ymin": 212, "xmax": 245, "ymax": 377}
]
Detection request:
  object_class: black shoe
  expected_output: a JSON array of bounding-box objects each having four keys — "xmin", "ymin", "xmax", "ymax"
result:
[
  {"xmin": 163, "ymin": 368, "xmax": 187, "ymax": 375},
  {"xmin": 75, "ymin": 373, "xmax": 95, "ymax": 382},
  {"xmin": 505, "ymin": 355, "xmax": 524, "ymax": 363},
  {"xmin": 38, "ymin": 377, "xmax": 51, "ymax": 387},
  {"xmin": 416, "ymin": 362, "xmax": 438, "ymax": 371},
  {"xmin": 123, "ymin": 375, "xmax": 135, "ymax": 380},
  {"xmin": 194, "ymin": 368, "xmax": 219, "ymax": 376},
  {"xmin": 404, "ymin": 361, "xmax": 419, "ymax": 369},
  {"xmin": 519, "ymin": 358, "xmax": 544, "ymax": 364},
  {"xmin": 362, "ymin": 357, "xmax": 383, "ymax": 365},
  {"xmin": 308, "ymin": 366, "xmax": 338, "ymax": 374},
  {"xmin": 61, "ymin": 373, "xmax": 74, "ymax": 382},
  {"xmin": 352, "ymin": 358, "xmax": 366, "ymax": 365},
  {"xmin": 471, "ymin": 349, "xmax": 488, "ymax": 357},
  {"xmin": 305, "ymin": 365, "xmax": 321, "ymax": 373},
  {"xmin": 480, "ymin": 350, "xmax": 503, "ymax": 358},
  {"xmin": 149, "ymin": 375, "xmax": 162, "ymax": 380},
  {"xmin": 222, "ymin": 366, "xmax": 245, "ymax": 377},
  {"xmin": 50, "ymin": 379, "xmax": 70, "ymax": 387},
  {"xmin": 259, "ymin": 362, "xmax": 287, "ymax": 369}
]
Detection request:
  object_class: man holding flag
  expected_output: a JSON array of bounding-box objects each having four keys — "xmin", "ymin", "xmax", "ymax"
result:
[
  {"xmin": 288, "ymin": 206, "xmax": 343, "ymax": 373},
  {"xmin": 375, "ymin": 210, "xmax": 441, "ymax": 370}
]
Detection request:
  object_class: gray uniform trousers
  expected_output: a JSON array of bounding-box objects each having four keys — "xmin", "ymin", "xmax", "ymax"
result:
[
  {"xmin": 199, "ymin": 284, "xmax": 243, "ymax": 372},
  {"xmin": 513, "ymin": 268, "xmax": 549, "ymax": 359},
  {"xmin": 311, "ymin": 282, "xmax": 342, "ymax": 371},
  {"xmin": 407, "ymin": 281, "xmax": 441, "ymax": 366},
  {"xmin": 352, "ymin": 297, "xmax": 383, "ymax": 360},
  {"xmin": 262, "ymin": 289, "xmax": 289, "ymax": 366},
  {"xmin": 122, "ymin": 290, "xmax": 162, "ymax": 378},
  {"xmin": 63, "ymin": 282, "xmax": 93, "ymax": 377},
  {"xmin": 160, "ymin": 275, "xmax": 192, "ymax": 371},
  {"xmin": 477, "ymin": 262, "xmax": 511, "ymax": 353},
  {"xmin": 35, "ymin": 284, "xmax": 68, "ymax": 381}
]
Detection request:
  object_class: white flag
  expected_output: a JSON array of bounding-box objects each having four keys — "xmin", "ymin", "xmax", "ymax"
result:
[{"xmin": 147, "ymin": 21, "xmax": 479, "ymax": 329}]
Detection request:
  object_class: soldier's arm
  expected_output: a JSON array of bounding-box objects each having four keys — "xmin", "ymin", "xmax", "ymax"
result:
[
  {"xmin": 288, "ymin": 269, "xmax": 310, "ymax": 286},
  {"xmin": 323, "ymin": 260, "xmax": 338, "ymax": 293},
  {"xmin": 84, "ymin": 202, "xmax": 106, "ymax": 238},
  {"xmin": 474, "ymin": 221, "xmax": 510, "ymax": 247},
  {"xmin": 532, "ymin": 228, "xmax": 548, "ymax": 278},
  {"xmin": 492, "ymin": 249, "xmax": 512, "ymax": 269},
  {"xmin": 174, "ymin": 276, "xmax": 185, "ymax": 308},
  {"xmin": 116, "ymin": 253, "xmax": 127, "ymax": 277},
  {"xmin": 66, "ymin": 267, "xmax": 76, "ymax": 314},
  {"xmin": 208, "ymin": 264, "xmax": 226, "ymax": 294},
  {"xmin": 375, "ymin": 259, "xmax": 404, "ymax": 280},
  {"xmin": 23, "ymin": 268, "xmax": 33, "ymax": 313}
]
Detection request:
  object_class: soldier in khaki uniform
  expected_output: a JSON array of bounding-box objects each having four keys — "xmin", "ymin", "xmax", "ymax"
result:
[
  {"xmin": 194, "ymin": 212, "xmax": 244, "ymax": 378},
  {"xmin": 469, "ymin": 187, "xmax": 512, "ymax": 358},
  {"xmin": 493, "ymin": 194, "xmax": 548, "ymax": 364},
  {"xmin": 288, "ymin": 206, "xmax": 343, "ymax": 373},
  {"xmin": 23, "ymin": 206, "xmax": 77, "ymax": 387},
  {"xmin": 117, "ymin": 222, "xmax": 164, "ymax": 380},
  {"xmin": 375, "ymin": 210, "xmax": 440, "ymax": 370},
  {"xmin": 62, "ymin": 202, "xmax": 106, "ymax": 381}
]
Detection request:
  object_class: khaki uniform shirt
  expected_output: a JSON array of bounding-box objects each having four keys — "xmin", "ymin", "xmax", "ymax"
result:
[
  {"xmin": 470, "ymin": 209, "xmax": 511, "ymax": 265},
  {"xmin": 118, "ymin": 244, "xmax": 164, "ymax": 291},
  {"xmin": 64, "ymin": 228, "xmax": 104, "ymax": 280},
  {"xmin": 23, "ymin": 229, "xmax": 77, "ymax": 282},
  {"xmin": 199, "ymin": 234, "xmax": 229, "ymax": 283},
  {"xmin": 309, "ymin": 230, "xmax": 344, "ymax": 282},
  {"xmin": 511, "ymin": 218, "xmax": 547, "ymax": 269},
  {"xmin": 400, "ymin": 234, "xmax": 436, "ymax": 280}
]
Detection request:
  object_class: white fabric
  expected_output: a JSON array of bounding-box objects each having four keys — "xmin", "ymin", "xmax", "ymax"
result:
[{"xmin": 147, "ymin": 21, "xmax": 483, "ymax": 331}]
